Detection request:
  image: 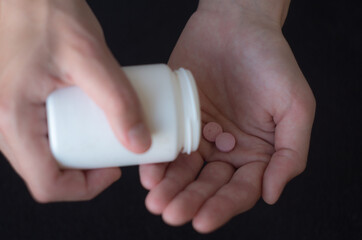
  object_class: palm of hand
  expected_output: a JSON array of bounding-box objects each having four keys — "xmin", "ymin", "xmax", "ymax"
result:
[{"xmin": 140, "ymin": 11, "xmax": 315, "ymax": 233}]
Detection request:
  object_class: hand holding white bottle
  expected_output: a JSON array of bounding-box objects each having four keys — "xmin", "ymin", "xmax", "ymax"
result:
[
  {"xmin": 46, "ymin": 64, "xmax": 201, "ymax": 169},
  {"xmin": 0, "ymin": 0, "xmax": 150, "ymax": 202}
]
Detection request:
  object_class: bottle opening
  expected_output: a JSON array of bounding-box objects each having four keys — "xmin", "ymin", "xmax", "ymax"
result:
[{"xmin": 175, "ymin": 68, "xmax": 201, "ymax": 154}]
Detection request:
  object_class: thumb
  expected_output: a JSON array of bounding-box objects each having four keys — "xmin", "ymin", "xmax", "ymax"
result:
[
  {"xmin": 262, "ymin": 97, "xmax": 315, "ymax": 204},
  {"xmin": 61, "ymin": 41, "xmax": 151, "ymax": 153}
]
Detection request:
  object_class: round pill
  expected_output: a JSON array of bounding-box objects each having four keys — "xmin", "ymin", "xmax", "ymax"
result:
[
  {"xmin": 203, "ymin": 122, "xmax": 223, "ymax": 142},
  {"xmin": 215, "ymin": 132, "xmax": 236, "ymax": 152}
]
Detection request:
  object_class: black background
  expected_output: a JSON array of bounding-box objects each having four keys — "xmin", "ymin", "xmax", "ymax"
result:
[{"xmin": 1, "ymin": 0, "xmax": 362, "ymax": 239}]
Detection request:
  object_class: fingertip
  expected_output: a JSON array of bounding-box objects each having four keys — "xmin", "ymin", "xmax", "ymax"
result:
[
  {"xmin": 126, "ymin": 123, "xmax": 152, "ymax": 153},
  {"xmin": 162, "ymin": 210, "xmax": 186, "ymax": 227},
  {"xmin": 262, "ymin": 172, "xmax": 283, "ymax": 205},
  {"xmin": 191, "ymin": 200, "xmax": 229, "ymax": 234},
  {"xmin": 140, "ymin": 176, "xmax": 155, "ymax": 190},
  {"xmin": 262, "ymin": 186, "xmax": 282, "ymax": 205},
  {"xmin": 111, "ymin": 167, "xmax": 122, "ymax": 181},
  {"xmin": 139, "ymin": 163, "xmax": 167, "ymax": 190},
  {"xmin": 262, "ymin": 150, "xmax": 304, "ymax": 205},
  {"xmin": 262, "ymin": 164, "xmax": 289, "ymax": 205},
  {"xmin": 140, "ymin": 175, "xmax": 158, "ymax": 190},
  {"xmin": 162, "ymin": 197, "xmax": 193, "ymax": 227},
  {"xmin": 87, "ymin": 167, "xmax": 122, "ymax": 189},
  {"xmin": 69, "ymin": 49, "xmax": 151, "ymax": 154},
  {"xmin": 192, "ymin": 216, "xmax": 218, "ymax": 234},
  {"xmin": 145, "ymin": 192, "xmax": 165, "ymax": 215}
]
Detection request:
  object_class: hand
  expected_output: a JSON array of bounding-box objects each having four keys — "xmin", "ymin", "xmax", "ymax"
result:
[
  {"xmin": 139, "ymin": 0, "xmax": 315, "ymax": 233},
  {"xmin": 0, "ymin": 0, "xmax": 151, "ymax": 202}
]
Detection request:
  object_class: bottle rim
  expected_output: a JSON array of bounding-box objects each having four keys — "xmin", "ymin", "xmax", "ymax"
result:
[{"xmin": 175, "ymin": 68, "xmax": 201, "ymax": 154}]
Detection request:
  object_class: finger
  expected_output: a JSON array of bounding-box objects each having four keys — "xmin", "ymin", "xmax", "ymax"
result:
[
  {"xmin": 145, "ymin": 153, "xmax": 204, "ymax": 215},
  {"xmin": 25, "ymin": 134, "xmax": 122, "ymax": 203},
  {"xmin": 262, "ymin": 99, "xmax": 315, "ymax": 204},
  {"xmin": 192, "ymin": 162, "xmax": 266, "ymax": 234},
  {"xmin": 162, "ymin": 161, "xmax": 234, "ymax": 226},
  {"xmin": 6, "ymin": 103, "xmax": 121, "ymax": 202},
  {"xmin": 139, "ymin": 162, "xmax": 169, "ymax": 190},
  {"xmin": 61, "ymin": 40, "xmax": 151, "ymax": 153}
]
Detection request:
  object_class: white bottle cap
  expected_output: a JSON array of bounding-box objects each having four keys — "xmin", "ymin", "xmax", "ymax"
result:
[{"xmin": 175, "ymin": 68, "xmax": 201, "ymax": 154}]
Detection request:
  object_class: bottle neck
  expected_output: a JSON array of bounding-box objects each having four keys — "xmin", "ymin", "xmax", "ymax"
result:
[{"xmin": 174, "ymin": 68, "xmax": 201, "ymax": 154}]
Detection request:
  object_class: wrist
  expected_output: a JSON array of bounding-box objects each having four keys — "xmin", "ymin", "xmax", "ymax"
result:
[
  {"xmin": 1, "ymin": 0, "xmax": 51, "ymax": 22},
  {"xmin": 198, "ymin": 0, "xmax": 290, "ymax": 28},
  {"xmin": 0, "ymin": 0, "xmax": 84, "ymax": 20}
]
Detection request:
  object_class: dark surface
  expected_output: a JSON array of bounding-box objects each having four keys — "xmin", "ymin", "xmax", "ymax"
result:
[{"xmin": 1, "ymin": 0, "xmax": 362, "ymax": 239}]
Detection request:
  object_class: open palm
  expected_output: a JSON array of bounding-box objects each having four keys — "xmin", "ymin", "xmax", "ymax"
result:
[{"xmin": 139, "ymin": 9, "xmax": 315, "ymax": 233}]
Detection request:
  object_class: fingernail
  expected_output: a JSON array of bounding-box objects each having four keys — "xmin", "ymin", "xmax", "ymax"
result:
[{"xmin": 128, "ymin": 123, "xmax": 151, "ymax": 153}]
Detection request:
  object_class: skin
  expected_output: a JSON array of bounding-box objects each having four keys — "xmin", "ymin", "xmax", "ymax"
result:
[
  {"xmin": 139, "ymin": 0, "xmax": 316, "ymax": 233},
  {"xmin": 0, "ymin": 0, "xmax": 315, "ymax": 234},
  {"xmin": 0, "ymin": 0, "xmax": 151, "ymax": 202}
]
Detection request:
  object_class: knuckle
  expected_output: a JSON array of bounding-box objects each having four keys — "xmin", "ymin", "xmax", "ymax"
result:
[
  {"xmin": 0, "ymin": 74, "xmax": 18, "ymax": 135},
  {"xmin": 287, "ymin": 152, "xmax": 307, "ymax": 177},
  {"xmin": 309, "ymin": 94, "xmax": 317, "ymax": 111},
  {"xmin": 0, "ymin": 97, "xmax": 12, "ymax": 134},
  {"xmin": 106, "ymin": 94, "xmax": 127, "ymax": 114},
  {"xmin": 76, "ymin": 39, "xmax": 99, "ymax": 58},
  {"xmin": 32, "ymin": 194, "xmax": 51, "ymax": 204},
  {"xmin": 107, "ymin": 91, "xmax": 140, "ymax": 120},
  {"xmin": 296, "ymin": 90, "xmax": 316, "ymax": 119},
  {"xmin": 275, "ymin": 148, "xmax": 307, "ymax": 177},
  {"xmin": 29, "ymin": 183, "xmax": 57, "ymax": 204},
  {"xmin": 294, "ymin": 162, "xmax": 306, "ymax": 176},
  {"xmin": 68, "ymin": 32, "xmax": 104, "ymax": 60},
  {"xmin": 31, "ymin": 192, "xmax": 51, "ymax": 204},
  {"xmin": 80, "ymin": 192, "xmax": 96, "ymax": 201},
  {"xmin": 295, "ymin": 160, "xmax": 307, "ymax": 176}
]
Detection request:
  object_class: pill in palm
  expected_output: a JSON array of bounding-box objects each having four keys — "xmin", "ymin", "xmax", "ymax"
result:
[
  {"xmin": 203, "ymin": 122, "xmax": 223, "ymax": 142},
  {"xmin": 215, "ymin": 132, "xmax": 236, "ymax": 152}
]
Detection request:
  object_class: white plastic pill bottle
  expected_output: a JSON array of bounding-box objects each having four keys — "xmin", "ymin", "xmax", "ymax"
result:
[{"xmin": 46, "ymin": 64, "xmax": 201, "ymax": 169}]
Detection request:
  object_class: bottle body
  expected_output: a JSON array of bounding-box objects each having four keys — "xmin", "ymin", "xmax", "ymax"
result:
[{"xmin": 46, "ymin": 64, "xmax": 200, "ymax": 169}]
